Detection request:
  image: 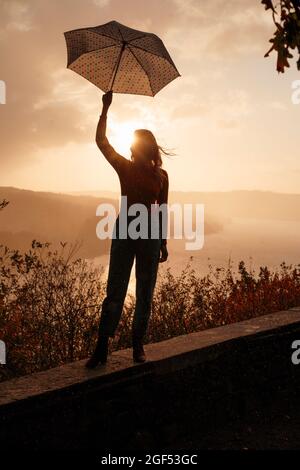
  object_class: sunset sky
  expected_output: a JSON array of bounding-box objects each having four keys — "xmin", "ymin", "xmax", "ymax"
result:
[{"xmin": 1, "ymin": 0, "xmax": 300, "ymax": 194}]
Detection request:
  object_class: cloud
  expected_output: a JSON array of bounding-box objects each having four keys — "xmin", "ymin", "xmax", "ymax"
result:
[
  {"xmin": 93, "ymin": 0, "xmax": 110, "ymax": 6},
  {"xmin": 0, "ymin": 0, "xmax": 272, "ymax": 175},
  {"xmin": 0, "ymin": 0, "xmax": 181, "ymax": 171},
  {"xmin": 168, "ymin": 0, "xmax": 272, "ymax": 61},
  {"xmin": 2, "ymin": 1, "xmax": 33, "ymax": 32},
  {"xmin": 0, "ymin": 0, "xmax": 107, "ymax": 170}
]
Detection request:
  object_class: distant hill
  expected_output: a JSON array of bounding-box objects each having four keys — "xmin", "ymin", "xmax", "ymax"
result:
[
  {"xmin": 0, "ymin": 187, "xmax": 116, "ymax": 257},
  {"xmin": 72, "ymin": 189, "xmax": 300, "ymax": 222},
  {"xmin": 170, "ymin": 190, "xmax": 300, "ymax": 222},
  {"xmin": 1, "ymin": 187, "xmax": 299, "ymax": 259}
]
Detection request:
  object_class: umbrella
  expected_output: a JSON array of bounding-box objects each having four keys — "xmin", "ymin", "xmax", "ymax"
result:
[{"xmin": 64, "ymin": 20, "xmax": 180, "ymax": 96}]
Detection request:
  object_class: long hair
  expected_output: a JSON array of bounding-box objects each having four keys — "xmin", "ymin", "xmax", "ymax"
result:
[{"xmin": 131, "ymin": 129, "xmax": 174, "ymax": 184}]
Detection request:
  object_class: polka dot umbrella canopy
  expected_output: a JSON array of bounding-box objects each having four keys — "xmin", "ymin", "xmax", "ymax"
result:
[{"xmin": 64, "ymin": 20, "xmax": 181, "ymax": 97}]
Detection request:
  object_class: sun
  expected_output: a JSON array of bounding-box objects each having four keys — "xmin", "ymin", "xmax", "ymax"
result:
[{"xmin": 109, "ymin": 119, "xmax": 146, "ymax": 156}]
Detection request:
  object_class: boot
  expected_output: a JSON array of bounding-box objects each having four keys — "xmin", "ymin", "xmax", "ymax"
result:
[
  {"xmin": 85, "ymin": 335, "xmax": 109, "ymax": 369},
  {"xmin": 132, "ymin": 335, "xmax": 146, "ymax": 363}
]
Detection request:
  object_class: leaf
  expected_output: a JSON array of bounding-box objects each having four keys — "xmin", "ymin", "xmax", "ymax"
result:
[{"xmin": 261, "ymin": 0, "xmax": 276, "ymax": 12}]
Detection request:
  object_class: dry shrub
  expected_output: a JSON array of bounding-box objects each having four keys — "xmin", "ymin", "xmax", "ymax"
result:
[{"xmin": 1, "ymin": 242, "xmax": 299, "ymax": 382}]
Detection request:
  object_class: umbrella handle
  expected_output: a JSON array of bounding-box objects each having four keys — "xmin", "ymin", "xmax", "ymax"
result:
[{"xmin": 109, "ymin": 41, "xmax": 126, "ymax": 92}]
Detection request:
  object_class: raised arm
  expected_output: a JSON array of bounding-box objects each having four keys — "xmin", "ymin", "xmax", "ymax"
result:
[{"xmin": 96, "ymin": 91, "xmax": 128, "ymax": 174}]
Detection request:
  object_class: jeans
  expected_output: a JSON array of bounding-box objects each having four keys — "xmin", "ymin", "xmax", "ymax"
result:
[{"xmin": 98, "ymin": 215, "xmax": 161, "ymax": 340}]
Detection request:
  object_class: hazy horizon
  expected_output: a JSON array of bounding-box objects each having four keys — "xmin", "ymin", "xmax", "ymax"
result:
[
  {"xmin": 1, "ymin": 185, "xmax": 300, "ymax": 198},
  {"xmin": 1, "ymin": 186, "xmax": 299, "ymax": 279}
]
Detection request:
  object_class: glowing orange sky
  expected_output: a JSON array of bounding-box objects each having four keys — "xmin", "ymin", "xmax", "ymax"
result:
[{"xmin": 1, "ymin": 0, "xmax": 300, "ymax": 194}]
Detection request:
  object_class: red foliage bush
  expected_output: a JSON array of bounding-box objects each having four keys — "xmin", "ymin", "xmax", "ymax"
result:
[{"xmin": 1, "ymin": 242, "xmax": 299, "ymax": 382}]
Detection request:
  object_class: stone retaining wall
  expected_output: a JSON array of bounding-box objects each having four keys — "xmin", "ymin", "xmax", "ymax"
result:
[{"xmin": 1, "ymin": 307, "xmax": 300, "ymax": 449}]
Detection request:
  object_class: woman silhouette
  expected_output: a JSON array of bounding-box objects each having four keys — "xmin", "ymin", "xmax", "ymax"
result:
[{"xmin": 86, "ymin": 91, "xmax": 169, "ymax": 368}]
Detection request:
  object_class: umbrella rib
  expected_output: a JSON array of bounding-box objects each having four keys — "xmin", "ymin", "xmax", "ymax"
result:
[
  {"xmin": 68, "ymin": 44, "xmax": 118, "ymax": 67},
  {"xmin": 128, "ymin": 34, "xmax": 148, "ymax": 43},
  {"xmin": 127, "ymin": 45, "xmax": 154, "ymax": 96},
  {"xmin": 108, "ymin": 43, "xmax": 126, "ymax": 91},
  {"xmin": 86, "ymin": 29, "xmax": 122, "ymax": 45},
  {"xmin": 85, "ymin": 43, "xmax": 117, "ymax": 53},
  {"xmin": 128, "ymin": 43, "xmax": 172, "ymax": 63},
  {"xmin": 83, "ymin": 24, "xmax": 150, "ymax": 45},
  {"xmin": 130, "ymin": 43, "xmax": 181, "ymax": 77},
  {"xmin": 117, "ymin": 24, "xmax": 124, "ymax": 41},
  {"xmin": 118, "ymin": 26, "xmax": 149, "ymax": 46}
]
